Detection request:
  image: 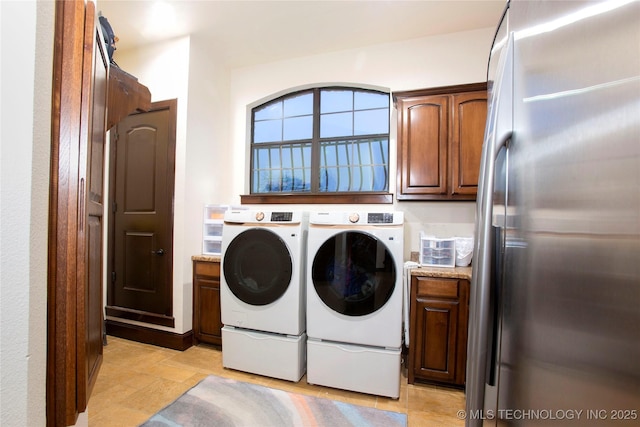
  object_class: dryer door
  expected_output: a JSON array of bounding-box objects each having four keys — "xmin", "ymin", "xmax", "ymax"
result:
[
  {"xmin": 311, "ymin": 231, "xmax": 396, "ymax": 316},
  {"xmin": 223, "ymin": 228, "xmax": 293, "ymax": 306}
]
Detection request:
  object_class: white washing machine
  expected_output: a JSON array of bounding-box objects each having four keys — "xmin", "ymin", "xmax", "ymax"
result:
[
  {"xmin": 220, "ymin": 210, "xmax": 308, "ymax": 382},
  {"xmin": 306, "ymin": 211, "xmax": 404, "ymax": 398}
]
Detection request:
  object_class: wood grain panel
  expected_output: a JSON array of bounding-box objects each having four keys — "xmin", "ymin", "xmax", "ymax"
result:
[
  {"xmin": 123, "ymin": 126, "xmax": 157, "ymax": 212},
  {"xmin": 450, "ymin": 91, "xmax": 487, "ymax": 195},
  {"xmin": 397, "ymin": 95, "xmax": 449, "ymax": 197},
  {"xmin": 110, "ymin": 103, "xmax": 176, "ymax": 323},
  {"xmin": 408, "ymin": 275, "xmax": 470, "ymax": 386},
  {"xmin": 198, "ymin": 279, "xmax": 223, "ymax": 337},
  {"xmin": 193, "ymin": 260, "xmax": 223, "ymax": 346},
  {"xmin": 416, "ymin": 276, "xmax": 460, "ymax": 299},
  {"xmin": 418, "ymin": 299, "xmax": 459, "ymax": 382},
  {"xmin": 394, "ymin": 83, "xmax": 487, "ymax": 200},
  {"xmin": 423, "ymin": 306, "xmax": 453, "ymax": 372},
  {"xmin": 195, "ymin": 261, "xmax": 221, "ymax": 277}
]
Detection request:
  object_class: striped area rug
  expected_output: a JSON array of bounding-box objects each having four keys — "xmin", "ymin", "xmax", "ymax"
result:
[{"xmin": 140, "ymin": 374, "xmax": 407, "ymax": 427}]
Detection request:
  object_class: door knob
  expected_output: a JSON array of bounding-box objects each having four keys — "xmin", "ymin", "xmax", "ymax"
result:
[{"xmin": 152, "ymin": 248, "xmax": 165, "ymax": 256}]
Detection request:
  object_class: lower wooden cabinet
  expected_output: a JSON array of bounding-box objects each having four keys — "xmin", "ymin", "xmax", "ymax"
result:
[
  {"xmin": 192, "ymin": 259, "xmax": 222, "ymax": 346},
  {"xmin": 408, "ymin": 276, "xmax": 470, "ymax": 386}
]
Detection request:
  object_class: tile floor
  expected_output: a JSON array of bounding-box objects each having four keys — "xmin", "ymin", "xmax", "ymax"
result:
[{"xmin": 88, "ymin": 336, "xmax": 466, "ymax": 426}]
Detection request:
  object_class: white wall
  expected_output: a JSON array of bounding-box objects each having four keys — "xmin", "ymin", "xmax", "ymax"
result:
[
  {"xmin": 229, "ymin": 28, "xmax": 494, "ymax": 254},
  {"xmin": 182, "ymin": 35, "xmax": 232, "ymax": 330},
  {"xmin": 111, "ymin": 26, "xmax": 494, "ymax": 334},
  {"xmin": 0, "ymin": 1, "xmax": 53, "ymax": 425}
]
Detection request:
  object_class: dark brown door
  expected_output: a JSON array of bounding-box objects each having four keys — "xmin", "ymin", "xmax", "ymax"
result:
[
  {"xmin": 77, "ymin": 12, "xmax": 108, "ymax": 409},
  {"xmin": 48, "ymin": 2, "xmax": 107, "ymax": 423},
  {"xmin": 107, "ymin": 100, "xmax": 177, "ymax": 327}
]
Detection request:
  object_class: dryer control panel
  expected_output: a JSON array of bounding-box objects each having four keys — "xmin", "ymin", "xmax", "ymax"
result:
[{"xmin": 310, "ymin": 211, "xmax": 403, "ymax": 226}]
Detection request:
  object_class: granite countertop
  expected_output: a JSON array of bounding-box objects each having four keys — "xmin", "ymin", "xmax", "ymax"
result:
[
  {"xmin": 192, "ymin": 254, "xmax": 221, "ymax": 262},
  {"xmin": 191, "ymin": 254, "xmax": 471, "ymax": 280},
  {"xmin": 410, "ymin": 265, "xmax": 472, "ymax": 281}
]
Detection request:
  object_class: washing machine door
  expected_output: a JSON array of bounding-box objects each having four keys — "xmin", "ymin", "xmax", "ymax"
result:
[
  {"xmin": 311, "ymin": 231, "xmax": 396, "ymax": 316},
  {"xmin": 223, "ymin": 228, "xmax": 293, "ymax": 306}
]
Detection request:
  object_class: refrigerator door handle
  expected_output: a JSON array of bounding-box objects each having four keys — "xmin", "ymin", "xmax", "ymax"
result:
[
  {"xmin": 466, "ymin": 30, "xmax": 513, "ymax": 426},
  {"xmin": 467, "ymin": 129, "xmax": 511, "ymax": 425},
  {"xmin": 487, "ymin": 224, "xmax": 504, "ymax": 387}
]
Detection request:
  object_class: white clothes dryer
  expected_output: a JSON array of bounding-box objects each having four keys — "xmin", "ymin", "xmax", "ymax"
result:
[
  {"xmin": 220, "ymin": 210, "xmax": 308, "ymax": 382},
  {"xmin": 305, "ymin": 211, "xmax": 404, "ymax": 398}
]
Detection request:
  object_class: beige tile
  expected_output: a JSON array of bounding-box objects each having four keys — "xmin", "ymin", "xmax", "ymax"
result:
[
  {"xmin": 89, "ymin": 403, "xmax": 151, "ymax": 427},
  {"xmin": 182, "ymin": 372, "xmax": 209, "ymax": 388},
  {"xmin": 376, "ymin": 391, "xmax": 408, "ymax": 414},
  {"xmin": 88, "ymin": 382, "xmax": 139, "ymax": 416},
  {"xmin": 143, "ymin": 362, "xmax": 199, "ymax": 382},
  {"xmin": 409, "ymin": 409, "xmax": 466, "ymax": 426},
  {"xmin": 93, "ymin": 362, "xmax": 158, "ymax": 392},
  {"xmin": 90, "ymin": 337, "xmax": 469, "ymax": 427},
  {"xmin": 127, "ymin": 351, "xmax": 178, "ymax": 373},
  {"xmin": 408, "ymin": 383, "xmax": 466, "ymax": 416},
  {"xmin": 119, "ymin": 377, "xmax": 193, "ymax": 414},
  {"xmin": 161, "ymin": 344, "xmax": 223, "ymax": 373}
]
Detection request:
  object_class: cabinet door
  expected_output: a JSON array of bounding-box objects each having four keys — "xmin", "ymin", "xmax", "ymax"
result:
[
  {"xmin": 397, "ymin": 95, "xmax": 449, "ymax": 199},
  {"xmin": 195, "ymin": 278, "xmax": 222, "ymax": 342},
  {"xmin": 413, "ymin": 296, "xmax": 460, "ymax": 383},
  {"xmin": 450, "ymin": 91, "xmax": 487, "ymax": 197},
  {"xmin": 409, "ymin": 276, "xmax": 470, "ymax": 386},
  {"xmin": 193, "ymin": 261, "xmax": 222, "ymax": 345}
]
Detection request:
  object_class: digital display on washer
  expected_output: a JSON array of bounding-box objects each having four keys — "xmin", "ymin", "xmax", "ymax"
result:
[
  {"xmin": 271, "ymin": 212, "xmax": 293, "ymax": 222},
  {"xmin": 367, "ymin": 213, "xmax": 393, "ymax": 224},
  {"xmin": 311, "ymin": 231, "xmax": 396, "ymax": 316}
]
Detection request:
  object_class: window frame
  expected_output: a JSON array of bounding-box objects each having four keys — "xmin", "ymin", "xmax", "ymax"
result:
[{"xmin": 242, "ymin": 86, "xmax": 393, "ymax": 205}]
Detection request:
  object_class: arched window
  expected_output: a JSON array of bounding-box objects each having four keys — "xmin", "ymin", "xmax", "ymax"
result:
[{"xmin": 246, "ymin": 87, "xmax": 391, "ymax": 204}]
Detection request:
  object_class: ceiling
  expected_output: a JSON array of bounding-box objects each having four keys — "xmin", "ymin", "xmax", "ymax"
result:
[{"xmin": 97, "ymin": 0, "xmax": 506, "ymax": 68}]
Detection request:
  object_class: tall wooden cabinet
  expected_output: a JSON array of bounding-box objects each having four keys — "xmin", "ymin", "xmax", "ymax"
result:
[
  {"xmin": 48, "ymin": 1, "xmax": 151, "ymax": 424},
  {"xmin": 408, "ymin": 275, "xmax": 470, "ymax": 386},
  {"xmin": 192, "ymin": 258, "xmax": 223, "ymax": 346},
  {"xmin": 394, "ymin": 83, "xmax": 487, "ymax": 200}
]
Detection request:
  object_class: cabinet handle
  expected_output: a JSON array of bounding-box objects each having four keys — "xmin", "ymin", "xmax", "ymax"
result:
[
  {"xmin": 79, "ymin": 178, "xmax": 85, "ymax": 231},
  {"xmin": 152, "ymin": 248, "xmax": 165, "ymax": 256}
]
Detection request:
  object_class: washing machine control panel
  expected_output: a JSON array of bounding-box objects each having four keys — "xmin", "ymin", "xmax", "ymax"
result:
[
  {"xmin": 367, "ymin": 213, "xmax": 395, "ymax": 224},
  {"xmin": 271, "ymin": 212, "xmax": 293, "ymax": 222},
  {"xmin": 348, "ymin": 213, "xmax": 360, "ymax": 223},
  {"xmin": 255, "ymin": 212, "xmax": 265, "ymax": 221}
]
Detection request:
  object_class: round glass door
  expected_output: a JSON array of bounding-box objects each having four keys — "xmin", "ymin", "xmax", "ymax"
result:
[
  {"xmin": 311, "ymin": 231, "xmax": 396, "ymax": 316},
  {"xmin": 223, "ymin": 228, "xmax": 292, "ymax": 306}
]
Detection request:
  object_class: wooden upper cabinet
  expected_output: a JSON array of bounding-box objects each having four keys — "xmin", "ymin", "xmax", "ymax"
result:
[
  {"xmin": 450, "ymin": 91, "xmax": 487, "ymax": 196},
  {"xmin": 399, "ymin": 95, "xmax": 449, "ymax": 197},
  {"xmin": 394, "ymin": 83, "xmax": 487, "ymax": 201}
]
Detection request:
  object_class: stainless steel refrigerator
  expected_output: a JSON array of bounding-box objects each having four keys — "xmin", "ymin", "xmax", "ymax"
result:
[{"xmin": 466, "ymin": 0, "xmax": 640, "ymax": 425}]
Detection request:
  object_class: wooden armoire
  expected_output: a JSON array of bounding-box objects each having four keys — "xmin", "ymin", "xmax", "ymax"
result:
[{"xmin": 47, "ymin": 1, "xmax": 151, "ymax": 425}]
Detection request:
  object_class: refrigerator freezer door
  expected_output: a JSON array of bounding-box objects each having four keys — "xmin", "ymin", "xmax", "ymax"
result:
[
  {"xmin": 466, "ymin": 11, "xmax": 513, "ymax": 426},
  {"xmin": 469, "ymin": 1, "xmax": 640, "ymax": 426},
  {"xmin": 504, "ymin": 0, "xmax": 640, "ymax": 424}
]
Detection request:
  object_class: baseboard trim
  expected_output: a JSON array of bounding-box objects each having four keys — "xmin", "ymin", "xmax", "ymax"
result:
[
  {"xmin": 105, "ymin": 305, "xmax": 175, "ymax": 328},
  {"xmin": 105, "ymin": 319, "xmax": 193, "ymax": 351}
]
